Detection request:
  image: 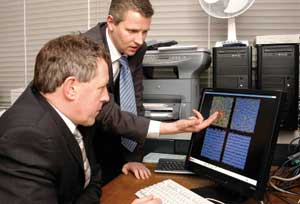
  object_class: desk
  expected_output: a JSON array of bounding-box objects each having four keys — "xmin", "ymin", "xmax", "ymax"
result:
[{"xmin": 101, "ymin": 164, "xmax": 299, "ymax": 204}]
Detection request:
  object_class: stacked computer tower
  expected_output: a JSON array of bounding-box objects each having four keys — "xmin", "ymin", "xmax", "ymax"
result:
[
  {"xmin": 256, "ymin": 44, "xmax": 299, "ymax": 130},
  {"xmin": 213, "ymin": 46, "xmax": 252, "ymax": 89},
  {"xmin": 213, "ymin": 44, "xmax": 299, "ymax": 130}
]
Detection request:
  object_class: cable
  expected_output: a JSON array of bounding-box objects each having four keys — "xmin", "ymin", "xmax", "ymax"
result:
[
  {"xmin": 282, "ymin": 182, "xmax": 300, "ymax": 190},
  {"xmin": 271, "ymin": 171, "xmax": 300, "ymax": 195},
  {"xmin": 288, "ymin": 136, "xmax": 300, "ymax": 154},
  {"xmin": 272, "ymin": 158, "xmax": 293, "ymax": 176},
  {"xmin": 269, "ymin": 181, "xmax": 296, "ymax": 195},
  {"xmin": 269, "ymin": 173, "xmax": 300, "ymax": 195},
  {"xmin": 206, "ymin": 198, "xmax": 226, "ymax": 204},
  {"xmin": 271, "ymin": 169, "xmax": 300, "ymax": 182},
  {"xmin": 269, "ymin": 134, "xmax": 300, "ymax": 196},
  {"xmin": 290, "ymin": 163, "xmax": 300, "ymax": 172}
]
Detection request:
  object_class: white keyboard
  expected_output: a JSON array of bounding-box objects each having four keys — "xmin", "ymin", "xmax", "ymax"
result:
[{"xmin": 135, "ymin": 179, "xmax": 214, "ymax": 204}]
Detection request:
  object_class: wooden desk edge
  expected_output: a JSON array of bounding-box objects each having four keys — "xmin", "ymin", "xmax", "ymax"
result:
[{"xmin": 100, "ymin": 163, "xmax": 300, "ymax": 204}]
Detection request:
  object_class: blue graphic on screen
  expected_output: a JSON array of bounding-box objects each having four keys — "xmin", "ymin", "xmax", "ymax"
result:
[
  {"xmin": 222, "ymin": 133, "xmax": 251, "ymax": 170},
  {"xmin": 201, "ymin": 128, "xmax": 226, "ymax": 162},
  {"xmin": 231, "ymin": 98, "xmax": 260, "ymax": 133}
]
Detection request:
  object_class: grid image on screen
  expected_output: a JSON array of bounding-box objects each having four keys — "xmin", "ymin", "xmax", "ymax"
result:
[
  {"xmin": 222, "ymin": 133, "xmax": 251, "ymax": 170},
  {"xmin": 200, "ymin": 128, "xmax": 226, "ymax": 162},
  {"xmin": 210, "ymin": 96, "xmax": 234, "ymax": 128},
  {"xmin": 230, "ymin": 98, "xmax": 261, "ymax": 133},
  {"xmin": 187, "ymin": 89, "xmax": 282, "ymax": 198}
]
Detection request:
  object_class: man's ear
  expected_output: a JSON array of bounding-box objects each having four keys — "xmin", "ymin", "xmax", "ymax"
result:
[
  {"xmin": 63, "ymin": 76, "xmax": 78, "ymax": 100},
  {"xmin": 107, "ymin": 15, "xmax": 114, "ymax": 32}
]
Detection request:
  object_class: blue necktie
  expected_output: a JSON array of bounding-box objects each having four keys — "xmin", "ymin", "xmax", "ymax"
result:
[
  {"xmin": 119, "ymin": 56, "xmax": 137, "ymax": 115},
  {"xmin": 119, "ymin": 56, "xmax": 138, "ymax": 152}
]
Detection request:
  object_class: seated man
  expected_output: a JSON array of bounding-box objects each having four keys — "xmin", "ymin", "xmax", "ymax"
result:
[{"xmin": 0, "ymin": 34, "xmax": 160, "ymax": 204}]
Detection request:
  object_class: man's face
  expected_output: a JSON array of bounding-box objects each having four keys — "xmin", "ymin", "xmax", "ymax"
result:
[
  {"xmin": 107, "ymin": 10, "xmax": 151, "ymax": 56},
  {"xmin": 74, "ymin": 58, "xmax": 109, "ymax": 126}
]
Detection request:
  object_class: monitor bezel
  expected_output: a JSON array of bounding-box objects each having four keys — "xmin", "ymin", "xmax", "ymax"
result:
[{"xmin": 185, "ymin": 88, "xmax": 283, "ymax": 200}]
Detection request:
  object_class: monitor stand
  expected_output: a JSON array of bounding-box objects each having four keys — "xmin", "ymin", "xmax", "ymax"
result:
[{"xmin": 191, "ymin": 185, "xmax": 250, "ymax": 204}]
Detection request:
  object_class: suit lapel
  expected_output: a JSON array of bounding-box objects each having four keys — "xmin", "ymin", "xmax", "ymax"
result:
[
  {"xmin": 100, "ymin": 24, "xmax": 115, "ymax": 95},
  {"xmin": 33, "ymin": 87, "xmax": 84, "ymax": 169},
  {"xmin": 59, "ymin": 123, "xmax": 84, "ymax": 169},
  {"xmin": 78, "ymin": 126, "xmax": 92, "ymax": 158},
  {"xmin": 128, "ymin": 58, "xmax": 136, "ymax": 76}
]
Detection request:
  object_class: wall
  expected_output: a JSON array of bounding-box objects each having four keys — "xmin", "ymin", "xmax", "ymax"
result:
[{"xmin": 0, "ymin": 0, "xmax": 299, "ymax": 108}]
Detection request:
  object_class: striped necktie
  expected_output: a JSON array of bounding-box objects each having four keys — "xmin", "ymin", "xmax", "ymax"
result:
[
  {"xmin": 119, "ymin": 56, "xmax": 137, "ymax": 114},
  {"xmin": 119, "ymin": 56, "xmax": 138, "ymax": 152},
  {"xmin": 74, "ymin": 129, "xmax": 91, "ymax": 189}
]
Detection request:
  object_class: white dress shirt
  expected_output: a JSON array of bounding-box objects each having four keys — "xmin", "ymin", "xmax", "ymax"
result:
[{"xmin": 106, "ymin": 29, "xmax": 160, "ymax": 138}]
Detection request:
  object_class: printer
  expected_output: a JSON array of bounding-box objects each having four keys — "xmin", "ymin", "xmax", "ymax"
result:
[
  {"xmin": 142, "ymin": 47, "xmax": 211, "ymax": 154},
  {"xmin": 142, "ymin": 47, "xmax": 211, "ymax": 123}
]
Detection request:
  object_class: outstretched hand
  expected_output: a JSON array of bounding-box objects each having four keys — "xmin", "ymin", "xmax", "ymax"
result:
[
  {"xmin": 122, "ymin": 162, "xmax": 151, "ymax": 179},
  {"xmin": 160, "ymin": 109, "xmax": 219, "ymax": 135}
]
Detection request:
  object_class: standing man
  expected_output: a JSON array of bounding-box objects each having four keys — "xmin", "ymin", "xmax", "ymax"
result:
[
  {"xmin": 0, "ymin": 34, "xmax": 161, "ymax": 204},
  {"xmin": 84, "ymin": 0, "xmax": 218, "ymax": 184}
]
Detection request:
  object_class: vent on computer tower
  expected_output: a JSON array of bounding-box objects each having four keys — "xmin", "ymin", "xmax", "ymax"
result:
[{"xmin": 213, "ymin": 47, "xmax": 252, "ymax": 89}]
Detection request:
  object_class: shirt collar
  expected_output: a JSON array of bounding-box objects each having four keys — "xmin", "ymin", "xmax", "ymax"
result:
[
  {"xmin": 49, "ymin": 103, "xmax": 77, "ymax": 134},
  {"xmin": 106, "ymin": 28, "xmax": 122, "ymax": 63}
]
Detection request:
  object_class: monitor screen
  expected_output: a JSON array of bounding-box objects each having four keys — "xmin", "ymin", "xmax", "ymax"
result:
[{"xmin": 185, "ymin": 88, "xmax": 283, "ymax": 202}]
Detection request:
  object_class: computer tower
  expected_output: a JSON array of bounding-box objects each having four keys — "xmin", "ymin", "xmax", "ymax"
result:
[
  {"xmin": 257, "ymin": 44, "xmax": 299, "ymax": 130},
  {"xmin": 213, "ymin": 46, "xmax": 252, "ymax": 89}
]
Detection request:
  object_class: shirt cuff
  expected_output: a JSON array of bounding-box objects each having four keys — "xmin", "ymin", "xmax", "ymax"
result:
[{"xmin": 146, "ymin": 120, "xmax": 161, "ymax": 138}]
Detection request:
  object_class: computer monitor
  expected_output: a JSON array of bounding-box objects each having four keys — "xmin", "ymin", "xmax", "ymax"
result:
[{"xmin": 185, "ymin": 88, "xmax": 283, "ymax": 203}]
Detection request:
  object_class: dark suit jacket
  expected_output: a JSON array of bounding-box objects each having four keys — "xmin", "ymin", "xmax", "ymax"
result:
[
  {"xmin": 0, "ymin": 85, "xmax": 102, "ymax": 204},
  {"xmin": 84, "ymin": 22, "xmax": 150, "ymax": 183}
]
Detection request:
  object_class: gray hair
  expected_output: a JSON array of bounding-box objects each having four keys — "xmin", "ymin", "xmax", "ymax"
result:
[{"xmin": 33, "ymin": 34, "xmax": 110, "ymax": 93}]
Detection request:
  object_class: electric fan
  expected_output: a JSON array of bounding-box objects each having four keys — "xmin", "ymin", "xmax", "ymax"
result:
[{"xmin": 199, "ymin": 0, "xmax": 255, "ymax": 46}]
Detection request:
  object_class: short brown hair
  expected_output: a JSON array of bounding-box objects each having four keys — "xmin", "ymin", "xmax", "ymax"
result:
[
  {"xmin": 33, "ymin": 34, "xmax": 110, "ymax": 93},
  {"xmin": 109, "ymin": 0, "xmax": 154, "ymax": 24}
]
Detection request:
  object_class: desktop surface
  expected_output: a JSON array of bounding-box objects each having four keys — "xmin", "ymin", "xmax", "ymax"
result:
[
  {"xmin": 100, "ymin": 163, "xmax": 213, "ymax": 204},
  {"xmin": 100, "ymin": 163, "xmax": 299, "ymax": 204}
]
